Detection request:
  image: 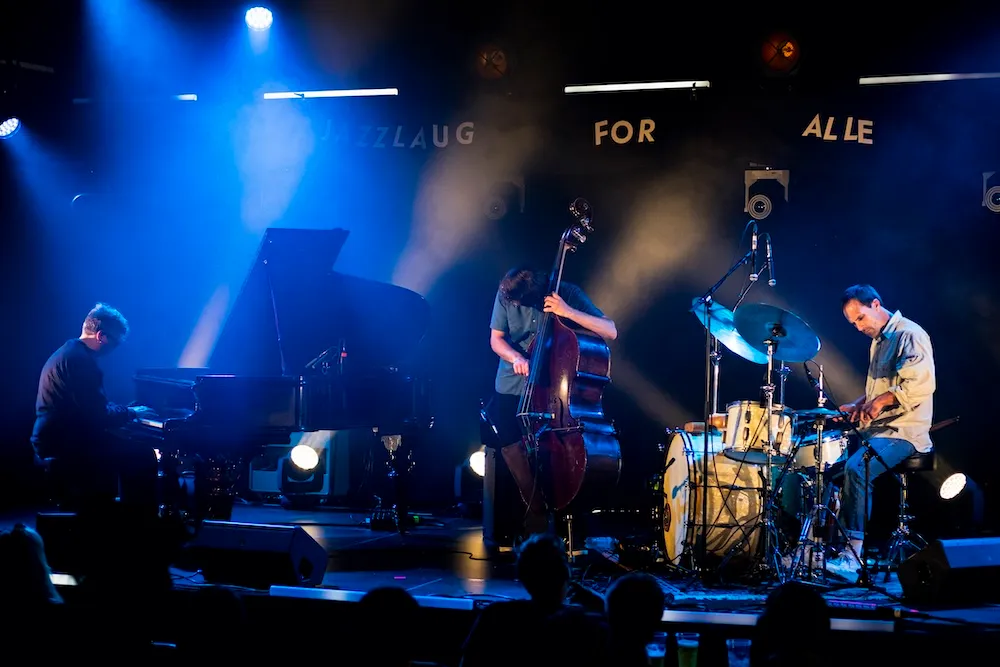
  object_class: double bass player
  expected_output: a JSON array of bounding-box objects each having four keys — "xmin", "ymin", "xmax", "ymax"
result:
[{"xmin": 488, "ymin": 265, "xmax": 618, "ymax": 539}]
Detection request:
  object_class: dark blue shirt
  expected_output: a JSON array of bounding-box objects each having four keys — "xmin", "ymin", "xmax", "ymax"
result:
[
  {"xmin": 31, "ymin": 339, "xmax": 132, "ymax": 461},
  {"xmin": 489, "ymin": 282, "xmax": 604, "ymax": 395}
]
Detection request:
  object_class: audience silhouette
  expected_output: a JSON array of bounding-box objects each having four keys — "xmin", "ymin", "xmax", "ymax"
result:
[
  {"xmin": 460, "ymin": 532, "xmax": 608, "ymax": 667},
  {"xmin": 752, "ymin": 581, "xmax": 833, "ymax": 666},
  {"xmin": 605, "ymin": 571, "xmax": 668, "ymax": 666}
]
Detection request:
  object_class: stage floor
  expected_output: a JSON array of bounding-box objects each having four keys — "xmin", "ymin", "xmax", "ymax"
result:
[{"xmin": 6, "ymin": 501, "xmax": 1000, "ymax": 634}]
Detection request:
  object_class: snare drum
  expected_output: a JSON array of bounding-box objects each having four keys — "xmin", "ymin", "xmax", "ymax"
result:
[
  {"xmin": 659, "ymin": 431, "xmax": 763, "ymax": 569},
  {"xmin": 793, "ymin": 431, "xmax": 849, "ymax": 471},
  {"xmin": 722, "ymin": 400, "xmax": 796, "ymax": 465}
]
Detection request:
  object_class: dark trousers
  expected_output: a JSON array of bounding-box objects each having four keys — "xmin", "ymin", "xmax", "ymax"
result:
[{"xmin": 483, "ymin": 393, "xmax": 552, "ymax": 542}]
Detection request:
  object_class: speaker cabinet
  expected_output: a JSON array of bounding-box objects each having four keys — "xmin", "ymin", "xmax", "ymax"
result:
[
  {"xmin": 898, "ymin": 537, "xmax": 1000, "ymax": 606},
  {"xmin": 482, "ymin": 447, "xmax": 520, "ymax": 548},
  {"xmin": 182, "ymin": 521, "xmax": 328, "ymax": 589}
]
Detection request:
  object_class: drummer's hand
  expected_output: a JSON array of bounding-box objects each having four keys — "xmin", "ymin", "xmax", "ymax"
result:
[
  {"xmin": 543, "ymin": 293, "xmax": 574, "ymax": 318},
  {"xmin": 860, "ymin": 395, "xmax": 889, "ymax": 422},
  {"xmin": 838, "ymin": 403, "xmax": 861, "ymax": 423},
  {"xmin": 512, "ymin": 355, "xmax": 530, "ymax": 376}
]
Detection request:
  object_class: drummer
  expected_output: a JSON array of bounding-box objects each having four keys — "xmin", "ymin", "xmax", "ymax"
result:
[{"xmin": 825, "ymin": 284, "xmax": 936, "ymax": 580}]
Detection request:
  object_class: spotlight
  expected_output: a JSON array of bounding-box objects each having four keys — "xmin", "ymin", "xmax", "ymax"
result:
[
  {"xmin": 245, "ymin": 6, "xmax": 273, "ymax": 31},
  {"xmin": 983, "ymin": 171, "xmax": 1000, "ymax": 214},
  {"xmin": 744, "ymin": 167, "xmax": 789, "ymax": 220},
  {"xmin": 474, "ymin": 44, "xmax": 510, "ymax": 80},
  {"xmin": 483, "ymin": 178, "xmax": 526, "ymax": 221},
  {"xmin": 454, "ymin": 446, "xmax": 486, "ymax": 517},
  {"xmin": 469, "ymin": 448, "xmax": 486, "ymax": 477},
  {"xmin": 940, "ymin": 472, "xmax": 967, "ymax": 500},
  {"xmin": 760, "ymin": 32, "xmax": 802, "ymax": 77},
  {"xmin": 289, "ymin": 444, "xmax": 320, "ymax": 471},
  {"xmin": 919, "ymin": 464, "xmax": 985, "ymax": 536},
  {"xmin": 0, "ymin": 117, "xmax": 21, "ymax": 140}
]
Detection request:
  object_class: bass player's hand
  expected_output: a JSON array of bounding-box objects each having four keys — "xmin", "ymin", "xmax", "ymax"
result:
[{"xmin": 512, "ymin": 355, "xmax": 530, "ymax": 376}]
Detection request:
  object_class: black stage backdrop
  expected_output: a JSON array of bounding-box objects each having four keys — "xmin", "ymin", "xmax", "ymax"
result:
[{"xmin": 2, "ymin": 76, "xmax": 998, "ymax": 539}]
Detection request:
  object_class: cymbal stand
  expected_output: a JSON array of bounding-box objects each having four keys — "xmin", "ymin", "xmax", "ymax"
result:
[
  {"xmin": 801, "ymin": 368, "xmax": 903, "ymax": 588},
  {"xmin": 751, "ymin": 337, "xmax": 784, "ymax": 581},
  {"xmin": 693, "ymin": 241, "xmax": 757, "ymax": 578},
  {"xmin": 789, "ymin": 366, "xmax": 856, "ymax": 585}
]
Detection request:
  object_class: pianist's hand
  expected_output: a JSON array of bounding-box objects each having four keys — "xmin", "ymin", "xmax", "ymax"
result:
[{"xmin": 130, "ymin": 405, "xmax": 157, "ymax": 421}]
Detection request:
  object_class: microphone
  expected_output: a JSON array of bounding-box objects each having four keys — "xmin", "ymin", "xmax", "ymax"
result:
[
  {"xmin": 765, "ymin": 233, "xmax": 776, "ymax": 287},
  {"xmin": 749, "ymin": 223, "xmax": 759, "ymax": 282},
  {"xmin": 803, "ymin": 362, "xmax": 819, "ymax": 389},
  {"xmin": 803, "ymin": 363, "xmax": 827, "ymax": 406}
]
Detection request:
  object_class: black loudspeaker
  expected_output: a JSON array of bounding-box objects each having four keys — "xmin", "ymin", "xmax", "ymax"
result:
[
  {"xmin": 897, "ymin": 537, "xmax": 1000, "ymax": 606},
  {"xmin": 482, "ymin": 447, "xmax": 520, "ymax": 548},
  {"xmin": 182, "ymin": 521, "xmax": 328, "ymax": 589}
]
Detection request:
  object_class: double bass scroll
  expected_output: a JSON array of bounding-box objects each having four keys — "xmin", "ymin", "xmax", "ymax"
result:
[{"xmin": 516, "ymin": 198, "xmax": 622, "ymax": 512}]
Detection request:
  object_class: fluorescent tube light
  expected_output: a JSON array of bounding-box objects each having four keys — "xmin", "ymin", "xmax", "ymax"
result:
[{"xmin": 564, "ymin": 80, "xmax": 711, "ymax": 94}]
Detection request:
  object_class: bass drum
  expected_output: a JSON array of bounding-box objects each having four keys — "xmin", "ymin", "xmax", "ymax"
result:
[{"xmin": 661, "ymin": 431, "xmax": 764, "ymax": 570}]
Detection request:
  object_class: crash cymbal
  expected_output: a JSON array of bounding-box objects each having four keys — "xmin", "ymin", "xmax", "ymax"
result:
[
  {"xmin": 733, "ymin": 303, "xmax": 821, "ymax": 363},
  {"xmin": 690, "ymin": 297, "xmax": 768, "ymax": 365}
]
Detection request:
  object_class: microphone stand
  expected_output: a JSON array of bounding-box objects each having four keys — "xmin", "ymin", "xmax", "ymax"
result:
[
  {"xmin": 692, "ymin": 243, "xmax": 760, "ymax": 580},
  {"xmin": 807, "ymin": 371, "xmax": 900, "ymax": 589}
]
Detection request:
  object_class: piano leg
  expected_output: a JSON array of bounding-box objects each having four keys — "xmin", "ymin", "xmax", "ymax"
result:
[{"xmin": 370, "ymin": 433, "xmax": 416, "ymax": 533}]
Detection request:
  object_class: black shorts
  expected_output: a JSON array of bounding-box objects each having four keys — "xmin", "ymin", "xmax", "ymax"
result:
[{"xmin": 482, "ymin": 392, "xmax": 523, "ymax": 448}]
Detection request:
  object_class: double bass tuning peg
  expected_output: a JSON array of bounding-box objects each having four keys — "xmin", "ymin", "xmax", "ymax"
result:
[
  {"xmin": 569, "ymin": 198, "xmax": 593, "ymax": 231},
  {"xmin": 570, "ymin": 228, "xmax": 587, "ymax": 244}
]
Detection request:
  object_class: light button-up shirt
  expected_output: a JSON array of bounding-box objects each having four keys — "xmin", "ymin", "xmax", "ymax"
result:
[{"xmin": 863, "ymin": 310, "xmax": 935, "ymax": 452}]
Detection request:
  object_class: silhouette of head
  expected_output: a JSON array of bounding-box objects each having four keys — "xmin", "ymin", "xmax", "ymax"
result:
[
  {"xmin": 0, "ymin": 523, "xmax": 63, "ymax": 606},
  {"xmin": 515, "ymin": 533, "xmax": 571, "ymax": 606},
  {"xmin": 605, "ymin": 572, "xmax": 666, "ymax": 642},
  {"xmin": 754, "ymin": 581, "xmax": 832, "ymax": 664}
]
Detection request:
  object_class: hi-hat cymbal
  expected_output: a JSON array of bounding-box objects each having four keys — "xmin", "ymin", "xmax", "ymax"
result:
[
  {"xmin": 690, "ymin": 298, "xmax": 768, "ymax": 365},
  {"xmin": 793, "ymin": 407, "xmax": 841, "ymax": 419},
  {"xmin": 733, "ymin": 303, "xmax": 821, "ymax": 363}
]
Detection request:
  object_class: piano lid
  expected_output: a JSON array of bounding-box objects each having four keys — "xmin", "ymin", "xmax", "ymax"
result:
[{"xmin": 208, "ymin": 227, "xmax": 430, "ymax": 376}]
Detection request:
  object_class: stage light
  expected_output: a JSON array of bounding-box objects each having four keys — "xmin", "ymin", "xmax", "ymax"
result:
[
  {"xmin": 744, "ymin": 167, "xmax": 789, "ymax": 220},
  {"xmin": 245, "ymin": 6, "xmax": 273, "ymax": 31},
  {"xmin": 262, "ymin": 88, "xmax": 399, "ymax": 100},
  {"xmin": 475, "ymin": 44, "xmax": 510, "ymax": 80},
  {"xmin": 469, "ymin": 448, "xmax": 486, "ymax": 477},
  {"xmin": 859, "ymin": 72, "xmax": 1000, "ymax": 86},
  {"xmin": 939, "ymin": 472, "xmax": 967, "ymax": 500},
  {"xmin": 455, "ymin": 446, "xmax": 486, "ymax": 516},
  {"xmin": 983, "ymin": 172, "xmax": 1000, "ymax": 214},
  {"xmin": 564, "ymin": 80, "xmax": 711, "ymax": 94},
  {"xmin": 760, "ymin": 32, "xmax": 801, "ymax": 77},
  {"xmin": 0, "ymin": 117, "xmax": 21, "ymax": 140},
  {"xmin": 289, "ymin": 444, "xmax": 320, "ymax": 471}
]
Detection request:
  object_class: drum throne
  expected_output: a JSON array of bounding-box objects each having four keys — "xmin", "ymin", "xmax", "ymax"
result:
[{"xmin": 883, "ymin": 450, "xmax": 934, "ymax": 580}]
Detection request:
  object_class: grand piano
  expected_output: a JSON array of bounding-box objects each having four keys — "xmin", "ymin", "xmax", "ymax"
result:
[{"xmin": 125, "ymin": 227, "xmax": 431, "ymax": 520}]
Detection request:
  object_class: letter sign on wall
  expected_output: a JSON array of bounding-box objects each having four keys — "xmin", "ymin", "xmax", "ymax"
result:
[{"xmin": 802, "ymin": 114, "xmax": 873, "ymax": 145}]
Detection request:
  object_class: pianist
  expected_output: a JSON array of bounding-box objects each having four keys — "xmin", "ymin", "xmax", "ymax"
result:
[{"xmin": 30, "ymin": 303, "xmax": 158, "ymax": 513}]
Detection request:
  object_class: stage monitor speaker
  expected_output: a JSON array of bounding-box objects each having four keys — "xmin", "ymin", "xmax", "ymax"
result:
[
  {"xmin": 897, "ymin": 537, "xmax": 1000, "ymax": 606},
  {"xmin": 482, "ymin": 447, "xmax": 519, "ymax": 548},
  {"xmin": 183, "ymin": 521, "xmax": 328, "ymax": 589}
]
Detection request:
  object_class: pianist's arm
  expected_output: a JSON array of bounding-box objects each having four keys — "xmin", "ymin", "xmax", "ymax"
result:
[{"xmin": 64, "ymin": 354, "xmax": 138, "ymax": 429}]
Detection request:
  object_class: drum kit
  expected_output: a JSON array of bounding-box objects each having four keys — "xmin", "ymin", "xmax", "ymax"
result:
[{"xmin": 655, "ymin": 298, "xmax": 857, "ymax": 585}]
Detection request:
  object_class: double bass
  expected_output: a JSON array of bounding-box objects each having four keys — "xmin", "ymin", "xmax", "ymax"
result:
[{"xmin": 516, "ymin": 198, "xmax": 622, "ymax": 512}]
